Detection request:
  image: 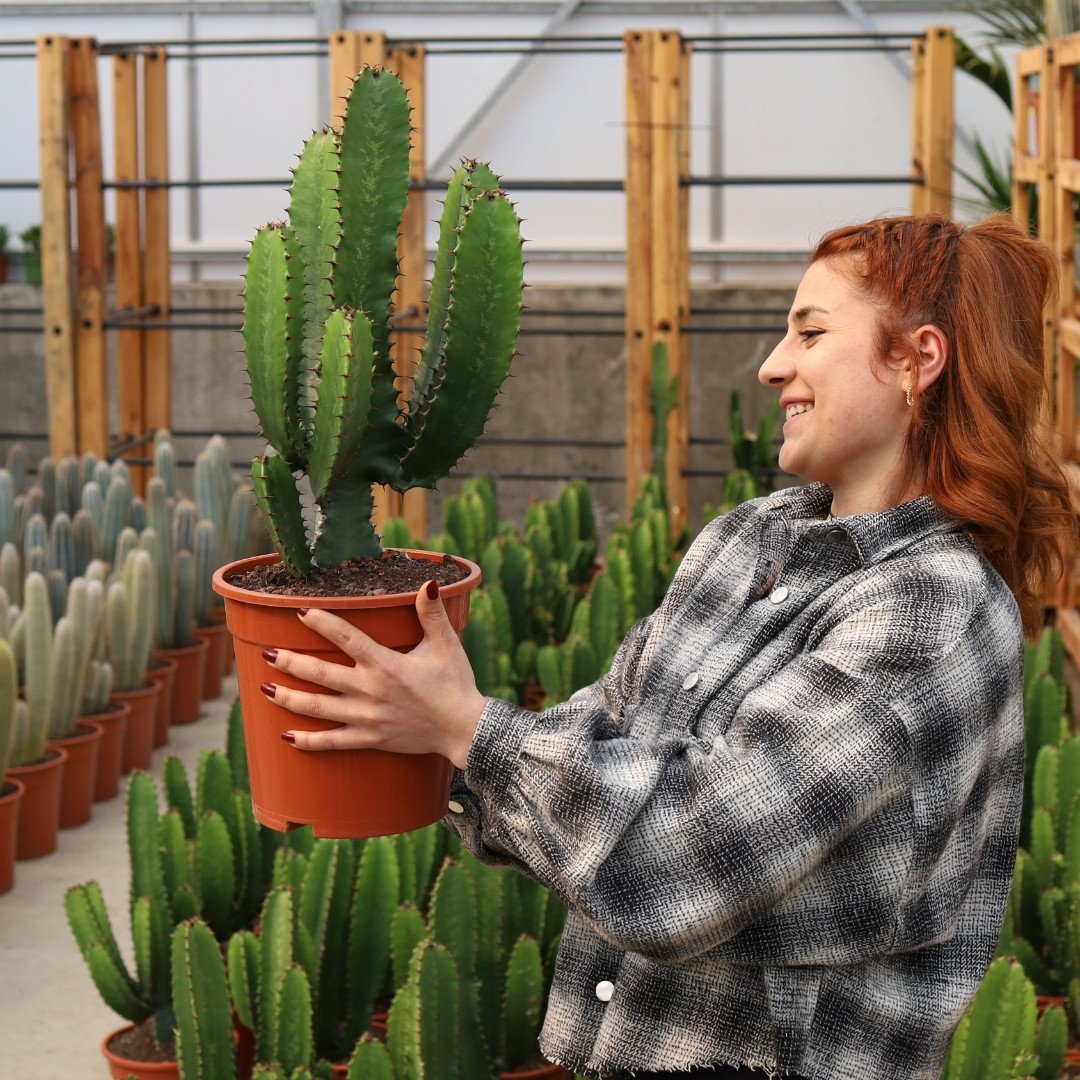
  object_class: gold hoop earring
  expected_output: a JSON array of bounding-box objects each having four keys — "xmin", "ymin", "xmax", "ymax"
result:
[{"xmin": 905, "ymin": 381, "xmax": 914, "ymax": 407}]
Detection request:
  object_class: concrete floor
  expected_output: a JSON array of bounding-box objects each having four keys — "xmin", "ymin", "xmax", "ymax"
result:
[{"xmin": 0, "ymin": 675, "xmax": 237, "ymax": 1079}]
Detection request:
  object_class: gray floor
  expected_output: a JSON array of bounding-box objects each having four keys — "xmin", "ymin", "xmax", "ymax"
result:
[{"xmin": 0, "ymin": 675, "xmax": 238, "ymax": 1079}]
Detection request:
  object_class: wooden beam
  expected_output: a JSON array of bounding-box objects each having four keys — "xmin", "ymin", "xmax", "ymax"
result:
[
  {"xmin": 623, "ymin": 29, "xmax": 654, "ymax": 513},
  {"xmin": 142, "ymin": 46, "xmax": 171, "ymax": 435},
  {"xmin": 922, "ymin": 26, "xmax": 955, "ymax": 216},
  {"xmin": 37, "ymin": 34, "xmax": 77, "ymax": 461},
  {"xmin": 1059, "ymin": 50, "xmax": 1079, "ymax": 462},
  {"xmin": 68, "ymin": 36, "xmax": 109, "ymax": 459},
  {"xmin": 328, "ymin": 31, "xmax": 361, "ymax": 124},
  {"xmin": 113, "ymin": 49, "xmax": 146, "ymax": 485}
]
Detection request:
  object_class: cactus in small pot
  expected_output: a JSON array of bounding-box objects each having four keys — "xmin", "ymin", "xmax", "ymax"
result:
[{"xmin": 242, "ymin": 64, "xmax": 523, "ymax": 579}]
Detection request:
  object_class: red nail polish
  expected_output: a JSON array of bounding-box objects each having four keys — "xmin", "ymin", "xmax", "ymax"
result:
[
  {"xmin": 262, "ymin": 648, "xmax": 278, "ymax": 663},
  {"xmin": 260, "ymin": 682, "xmax": 276, "ymax": 698},
  {"xmin": 281, "ymin": 732, "xmax": 296, "ymax": 744},
  {"xmin": 426, "ymin": 580, "xmax": 439, "ymax": 600},
  {"xmin": 297, "ymin": 607, "xmax": 310, "ymax": 617}
]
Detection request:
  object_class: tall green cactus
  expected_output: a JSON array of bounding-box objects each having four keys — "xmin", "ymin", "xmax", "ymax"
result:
[
  {"xmin": 0, "ymin": 638, "xmax": 15, "ymax": 773},
  {"xmin": 172, "ymin": 919, "xmax": 238, "ymax": 1080},
  {"xmin": 243, "ymin": 66, "xmax": 523, "ymax": 577}
]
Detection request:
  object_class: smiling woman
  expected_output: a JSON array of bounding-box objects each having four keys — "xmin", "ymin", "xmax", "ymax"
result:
[{"xmin": 261, "ymin": 212, "xmax": 1076, "ymax": 1080}]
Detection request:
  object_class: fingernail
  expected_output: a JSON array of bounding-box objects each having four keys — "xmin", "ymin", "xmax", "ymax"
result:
[
  {"xmin": 262, "ymin": 648, "xmax": 278, "ymax": 663},
  {"xmin": 281, "ymin": 731, "xmax": 296, "ymax": 744},
  {"xmin": 426, "ymin": 580, "xmax": 439, "ymax": 600},
  {"xmin": 297, "ymin": 607, "xmax": 309, "ymax": 617},
  {"xmin": 260, "ymin": 682, "xmax": 277, "ymax": 698}
]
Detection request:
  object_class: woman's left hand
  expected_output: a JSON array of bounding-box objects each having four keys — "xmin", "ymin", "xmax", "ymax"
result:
[{"xmin": 261, "ymin": 580, "xmax": 486, "ymax": 770}]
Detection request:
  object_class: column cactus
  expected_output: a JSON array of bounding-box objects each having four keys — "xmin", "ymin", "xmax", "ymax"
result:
[{"xmin": 243, "ymin": 65, "xmax": 523, "ymax": 577}]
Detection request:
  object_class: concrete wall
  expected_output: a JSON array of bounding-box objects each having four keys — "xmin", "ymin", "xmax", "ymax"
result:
[{"xmin": 0, "ymin": 279, "xmax": 794, "ymax": 541}]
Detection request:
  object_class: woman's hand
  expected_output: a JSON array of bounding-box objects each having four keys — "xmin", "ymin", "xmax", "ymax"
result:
[{"xmin": 260, "ymin": 580, "xmax": 486, "ymax": 770}]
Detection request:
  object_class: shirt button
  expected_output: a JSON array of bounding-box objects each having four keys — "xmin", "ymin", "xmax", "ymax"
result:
[
  {"xmin": 826, "ymin": 528, "xmax": 846, "ymax": 545},
  {"xmin": 595, "ymin": 980, "xmax": 615, "ymax": 1002},
  {"xmin": 768, "ymin": 585, "xmax": 789, "ymax": 604},
  {"xmin": 448, "ymin": 800, "xmax": 465, "ymax": 814},
  {"xmin": 682, "ymin": 671, "xmax": 700, "ymax": 690}
]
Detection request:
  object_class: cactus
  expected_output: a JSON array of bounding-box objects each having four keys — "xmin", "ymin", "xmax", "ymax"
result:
[
  {"xmin": 193, "ymin": 519, "xmax": 220, "ymax": 629},
  {"xmin": 243, "ymin": 66, "xmax": 523, "ymax": 577},
  {"xmin": 386, "ymin": 939, "xmax": 461, "ymax": 1080},
  {"xmin": 102, "ymin": 469, "xmax": 134, "ymax": 570},
  {"xmin": 0, "ymin": 542, "xmax": 19, "ymax": 607},
  {"xmin": 0, "ymin": 638, "xmax": 15, "ymax": 772},
  {"xmin": 172, "ymin": 919, "xmax": 238, "ymax": 1080},
  {"xmin": 10, "ymin": 570, "xmax": 52, "ymax": 765},
  {"xmin": 941, "ymin": 957, "xmax": 1038, "ymax": 1079},
  {"xmin": 501, "ymin": 935, "xmax": 544, "ymax": 1072},
  {"xmin": 0, "ymin": 469, "xmax": 15, "ymax": 549},
  {"xmin": 106, "ymin": 548, "xmax": 156, "ymax": 691}
]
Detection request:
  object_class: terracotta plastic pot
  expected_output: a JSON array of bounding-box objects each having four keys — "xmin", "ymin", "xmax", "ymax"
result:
[
  {"xmin": 8, "ymin": 745, "xmax": 69, "ymax": 859},
  {"xmin": 155, "ymin": 638, "xmax": 210, "ymax": 725},
  {"xmin": 194, "ymin": 620, "xmax": 228, "ymax": 701},
  {"xmin": 111, "ymin": 681, "xmax": 161, "ymax": 775},
  {"xmin": 89, "ymin": 702, "xmax": 130, "ymax": 802},
  {"xmin": 101, "ymin": 1024, "xmax": 179, "ymax": 1080},
  {"xmin": 212, "ymin": 550, "xmax": 480, "ymax": 838},
  {"xmin": 146, "ymin": 656, "xmax": 179, "ymax": 747},
  {"xmin": 50, "ymin": 720, "xmax": 104, "ymax": 829},
  {"xmin": 0, "ymin": 777, "xmax": 25, "ymax": 893},
  {"xmin": 501, "ymin": 1064, "xmax": 574, "ymax": 1080}
]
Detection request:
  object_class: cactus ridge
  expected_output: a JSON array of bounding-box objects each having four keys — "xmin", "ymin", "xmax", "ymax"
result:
[{"xmin": 172, "ymin": 918, "xmax": 238, "ymax": 1080}]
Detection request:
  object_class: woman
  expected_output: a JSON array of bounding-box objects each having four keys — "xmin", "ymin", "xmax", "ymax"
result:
[{"xmin": 260, "ymin": 213, "xmax": 1075, "ymax": 1080}]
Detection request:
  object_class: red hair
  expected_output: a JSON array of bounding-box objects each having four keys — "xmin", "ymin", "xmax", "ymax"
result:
[{"xmin": 812, "ymin": 213, "xmax": 1075, "ymax": 637}]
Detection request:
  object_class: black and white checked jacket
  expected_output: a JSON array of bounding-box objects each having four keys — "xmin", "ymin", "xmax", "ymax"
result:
[{"xmin": 446, "ymin": 482, "xmax": 1025, "ymax": 1080}]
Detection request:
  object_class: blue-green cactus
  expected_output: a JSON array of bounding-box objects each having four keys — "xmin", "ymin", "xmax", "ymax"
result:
[{"xmin": 243, "ymin": 66, "xmax": 523, "ymax": 576}]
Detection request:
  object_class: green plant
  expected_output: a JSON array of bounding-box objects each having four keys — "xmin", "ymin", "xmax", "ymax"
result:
[
  {"xmin": 0, "ymin": 224, "xmax": 10, "ymax": 254},
  {"xmin": 104, "ymin": 548, "xmax": 156, "ymax": 691},
  {"xmin": 243, "ymin": 65, "xmax": 523, "ymax": 577},
  {"xmin": 18, "ymin": 225, "xmax": 40, "ymax": 253},
  {"xmin": 0, "ymin": 638, "xmax": 18, "ymax": 772},
  {"xmin": 172, "ymin": 918, "xmax": 238, "ymax": 1080}
]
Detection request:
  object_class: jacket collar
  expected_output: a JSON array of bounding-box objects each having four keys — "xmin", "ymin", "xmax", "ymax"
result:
[{"xmin": 762, "ymin": 482, "xmax": 963, "ymax": 567}]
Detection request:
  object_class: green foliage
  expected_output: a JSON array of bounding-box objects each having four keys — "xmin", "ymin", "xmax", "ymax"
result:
[{"xmin": 244, "ymin": 68, "xmax": 523, "ymax": 575}]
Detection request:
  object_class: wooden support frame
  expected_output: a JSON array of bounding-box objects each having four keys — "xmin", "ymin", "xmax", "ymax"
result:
[
  {"xmin": 911, "ymin": 26, "xmax": 955, "ymax": 215},
  {"xmin": 623, "ymin": 29, "xmax": 692, "ymax": 532},
  {"xmin": 37, "ymin": 34, "xmax": 78, "ymax": 461}
]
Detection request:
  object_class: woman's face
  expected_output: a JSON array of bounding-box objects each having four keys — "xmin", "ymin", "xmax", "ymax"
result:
[{"xmin": 757, "ymin": 258, "xmax": 914, "ymax": 514}]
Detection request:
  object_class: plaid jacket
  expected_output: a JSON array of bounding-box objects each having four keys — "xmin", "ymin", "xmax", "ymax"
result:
[{"xmin": 445, "ymin": 482, "xmax": 1025, "ymax": 1080}]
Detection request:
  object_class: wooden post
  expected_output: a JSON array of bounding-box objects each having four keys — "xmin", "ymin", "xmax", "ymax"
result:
[
  {"xmin": 624, "ymin": 30, "xmax": 655, "ymax": 513},
  {"xmin": 113, "ymin": 49, "xmax": 146, "ymax": 486},
  {"xmin": 911, "ymin": 27, "xmax": 955, "ymax": 215},
  {"xmin": 623, "ymin": 30, "xmax": 690, "ymax": 530},
  {"xmin": 328, "ymin": 31, "xmax": 386, "ymax": 122},
  {"xmin": 68, "ymin": 37, "xmax": 109, "ymax": 460},
  {"xmin": 37, "ymin": 35, "xmax": 78, "ymax": 461},
  {"xmin": 143, "ymin": 46, "xmax": 171, "ymax": 435},
  {"xmin": 388, "ymin": 43, "xmax": 428, "ymax": 543}
]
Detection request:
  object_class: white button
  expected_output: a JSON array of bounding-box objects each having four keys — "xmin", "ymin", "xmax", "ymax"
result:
[
  {"xmin": 682, "ymin": 672, "xmax": 700, "ymax": 690},
  {"xmin": 769, "ymin": 585, "xmax": 789, "ymax": 604},
  {"xmin": 595, "ymin": 980, "xmax": 615, "ymax": 1002},
  {"xmin": 448, "ymin": 800, "xmax": 465, "ymax": 814}
]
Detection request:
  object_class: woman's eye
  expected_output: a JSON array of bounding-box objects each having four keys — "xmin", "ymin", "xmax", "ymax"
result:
[{"xmin": 799, "ymin": 329, "xmax": 823, "ymax": 342}]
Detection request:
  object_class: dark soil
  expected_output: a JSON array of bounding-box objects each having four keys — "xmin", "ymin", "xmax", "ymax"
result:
[
  {"xmin": 107, "ymin": 1018, "xmax": 176, "ymax": 1063},
  {"xmin": 225, "ymin": 550, "xmax": 468, "ymax": 598}
]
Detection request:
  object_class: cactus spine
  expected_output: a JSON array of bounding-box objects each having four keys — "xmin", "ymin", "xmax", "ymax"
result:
[{"xmin": 244, "ymin": 66, "xmax": 523, "ymax": 576}]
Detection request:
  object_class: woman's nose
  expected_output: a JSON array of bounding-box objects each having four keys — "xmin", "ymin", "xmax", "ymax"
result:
[{"xmin": 758, "ymin": 339, "xmax": 791, "ymax": 388}]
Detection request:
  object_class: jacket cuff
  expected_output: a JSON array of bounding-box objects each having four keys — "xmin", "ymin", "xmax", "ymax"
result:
[{"xmin": 464, "ymin": 696, "xmax": 536, "ymax": 796}]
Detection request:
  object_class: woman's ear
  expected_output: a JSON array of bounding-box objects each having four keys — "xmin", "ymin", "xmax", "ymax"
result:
[{"xmin": 907, "ymin": 324, "xmax": 948, "ymax": 392}]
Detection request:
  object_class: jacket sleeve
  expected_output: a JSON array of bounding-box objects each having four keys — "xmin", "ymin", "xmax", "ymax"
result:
[{"xmin": 445, "ymin": 577, "xmax": 1018, "ymax": 968}]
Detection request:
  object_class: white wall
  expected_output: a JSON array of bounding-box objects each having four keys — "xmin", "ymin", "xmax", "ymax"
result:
[{"xmin": 0, "ymin": 1, "xmax": 1017, "ymax": 287}]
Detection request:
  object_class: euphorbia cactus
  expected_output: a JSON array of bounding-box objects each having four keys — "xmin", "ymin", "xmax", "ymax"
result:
[{"xmin": 243, "ymin": 65, "xmax": 524, "ymax": 576}]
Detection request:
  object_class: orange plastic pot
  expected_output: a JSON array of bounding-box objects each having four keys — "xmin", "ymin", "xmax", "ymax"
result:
[
  {"xmin": 0, "ymin": 777, "xmax": 25, "ymax": 893},
  {"xmin": 501, "ymin": 1065, "xmax": 574, "ymax": 1080},
  {"xmin": 8, "ymin": 745, "xmax": 69, "ymax": 859},
  {"xmin": 155, "ymin": 638, "xmax": 210, "ymax": 725},
  {"xmin": 194, "ymin": 621, "xmax": 228, "ymax": 701},
  {"xmin": 212, "ymin": 550, "xmax": 479, "ymax": 838},
  {"xmin": 101, "ymin": 1025, "xmax": 179, "ymax": 1080},
  {"xmin": 112, "ymin": 681, "xmax": 161, "ymax": 775},
  {"xmin": 50, "ymin": 720, "xmax": 104, "ymax": 828},
  {"xmin": 146, "ymin": 656, "xmax": 178, "ymax": 747},
  {"xmin": 90, "ymin": 701, "xmax": 130, "ymax": 802}
]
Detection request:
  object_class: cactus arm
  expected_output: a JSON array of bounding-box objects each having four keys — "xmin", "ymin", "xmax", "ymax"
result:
[
  {"xmin": 65, "ymin": 881, "xmax": 137, "ymax": 998},
  {"xmin": 244, "ymin": 225, "xmax": 306, "ymax": 466},
  {"xmin": 346, "ymin": 836, "xmax": 400, "ymax": 1042},
  {"xmin": 259, "ymin": 887, "xmax": 296, "ymax": 1065},
  {"xmin": 501, "ymin": 935, "xmax": 544, "ymax": 1070},
  {"xmin": 85, "ymin": 940, "xmax": 153, "ymax": 1023},
  {"xmin": 400, "ymin": 191, "xmax": 523, "ymax": 489},
  {"xmin": 173, "ymin": 548, "xmax": 196, "ymax": 648},
  {"xmin": 22, "ymin": 571, "xmax": 51, "ymax": 762},
  {"xmin": 131, "ymin": 894, "xmax": 173, "ymax": 1025},
  {"xmin": 427, "ymin": 858, "xmax": 478, "ymax": 978},
  {"xmin": 275, "ymin": 965, "xmax": 316, "ymax": 1074},
  {"xmin": 347, "ymin": 1037, "xmax": 395, "ymax": 1080},
  {"xmin": 0, "ymin": 638, "xmax": 15, "ymax": 771},
  {"xmin": 197, "ymin": 810, "xmax": 237, "ymax": 938},
  {"xmin": 228, "ymin": 929, "xmax": 261, "ymax": 1032},
  {"xmin": 164, "ymin": 755, "xmax": 197, "ymax": 839},
  {"xmin": 289, "ymin": 129, "xmax": 341, "ymax": 412},
  {"xmin": 251, "ymin": 455, "xmax": 313, "ymax": 577},
  {"xmin": 172, "ymin": 919, "xmax": 238, "ymax": 1080},
  {"xmin": 1035, "ymin": 1001, "xmax": 1067, "ymax": 1080},
  {"xmin": 160, "ymin": 810, "xmax": 191, "ymax": 916},
  {"xmin": 193, "ymin": 520, "xmax": 220, "ymax": 629},
  {"xmin": 306, "ymin": 309, "xmax": 378, "ymax": 500}
]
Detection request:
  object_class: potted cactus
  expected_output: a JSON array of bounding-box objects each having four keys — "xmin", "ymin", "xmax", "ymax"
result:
[
  {"xmin": 19, "ymin": 224, "xmax": 41, "ymax": 285},
  {"xmin": 0, "ymin": 638, "xmax": 26, "ymax": 893},
  {"xmin": 212, "ymin": 64, "xmax": 523, "ymax": 839}
]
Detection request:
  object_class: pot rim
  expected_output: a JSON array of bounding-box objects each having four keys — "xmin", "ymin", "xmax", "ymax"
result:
[
  {"xmin": 0, "ymin": 776, "xmax": 25, "ymax": 801},
  {"xmin": 212, "ymin": 548, "xmax": 482, "ymax": 610},
  {"xmin": 101, "ymin": 1022, "xmax": 178, "ymax": 1072}
]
